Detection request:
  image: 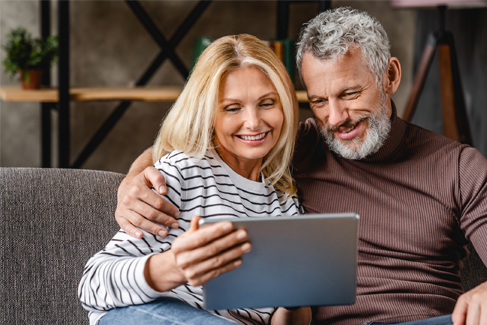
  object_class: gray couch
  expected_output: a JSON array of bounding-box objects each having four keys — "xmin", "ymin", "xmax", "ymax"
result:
[
  {"xmin": 1, "ymin": 167, "xmax": 486, "ymax": 324},
  {"xmin": 1, "ymin": 168, "xmax": 123, "ymax": 324}
]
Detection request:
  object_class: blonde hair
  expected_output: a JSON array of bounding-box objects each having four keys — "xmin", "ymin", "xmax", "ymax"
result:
[{"xmin": 153, "ymin": 34, "xmax": 299, "ymax": 196}]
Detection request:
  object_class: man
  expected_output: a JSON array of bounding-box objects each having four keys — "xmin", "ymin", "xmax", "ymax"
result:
[{"xmin": 115, "ymin": 8, "xmax": 487, "ymax": 325}]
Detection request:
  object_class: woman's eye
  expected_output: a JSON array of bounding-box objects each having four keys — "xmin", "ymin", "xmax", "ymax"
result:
[
  {"xmin": 260, "ymin": 100, "xmax": 274, "ymax": 108},
  {"xmin": 225, "ymin": 106, "xmax": 240, "ymax": 112}
]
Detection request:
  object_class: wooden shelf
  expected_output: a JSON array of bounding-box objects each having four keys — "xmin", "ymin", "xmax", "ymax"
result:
[
  {"xmin": 0, "ymin": 86, "xmax": 184, "ymax": 103},
  {"xmin": 295, "ymin": 90, "xmax": 308, "ymax": 103},
  {"xmin": 0, "ymin": 86, "xmax": 309, "ymax": 103}
]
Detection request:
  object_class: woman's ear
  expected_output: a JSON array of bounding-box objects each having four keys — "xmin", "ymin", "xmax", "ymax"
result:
[{"xmin": 383, "ymin": 57, "xmax": 401, "ymax": 95}]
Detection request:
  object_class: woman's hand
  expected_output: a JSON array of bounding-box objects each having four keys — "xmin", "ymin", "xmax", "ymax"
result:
[{"xmin": 145, "ymin": 216, "xmax": 251, "ymax": 292}]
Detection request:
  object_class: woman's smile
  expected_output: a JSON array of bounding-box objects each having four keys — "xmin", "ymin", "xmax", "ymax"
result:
[{"xmin": 235, "ymin": 131, "xmax": 269, "ymax": 144}]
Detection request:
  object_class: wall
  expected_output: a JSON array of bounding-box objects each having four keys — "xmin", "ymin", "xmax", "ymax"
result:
[
  {"xmin": 0, "ymin": 0, "xmax": 416, "ymax": 172},
  {"xmin": 411, "ymin": 8, "xmax": 487, "ymax": 157}
]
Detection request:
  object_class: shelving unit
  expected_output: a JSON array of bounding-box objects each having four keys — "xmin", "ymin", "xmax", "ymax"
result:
[
  {"xmin": 1, "ymin": 0, "xmax": 329, "ymax": 168},
  {"xmin": 0, "ymin": 86, "xmax": 184, "ymax": 102},
  {"xmin": 0, "ymin": 86, "xmax": 308, "ymax": 104}
]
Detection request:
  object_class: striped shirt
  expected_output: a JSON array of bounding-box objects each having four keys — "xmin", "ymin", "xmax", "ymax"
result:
[{"xmin": 79, "ymin": 149, "xmax": 300, "ymax": 325}]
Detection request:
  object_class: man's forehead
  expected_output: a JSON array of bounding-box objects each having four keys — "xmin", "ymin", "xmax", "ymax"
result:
[
  {"xmin": 303, "ymin": 47, "xmax": 365, "ymax": 68},
  {"xmin": 302, "ymin": 50, "xmax": 374, "ymax": 84}
]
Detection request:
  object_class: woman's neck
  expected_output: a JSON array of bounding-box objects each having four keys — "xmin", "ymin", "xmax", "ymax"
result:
[{"xmin": 214, "ymin": 146, "xmax": 263, "ymax": 182}]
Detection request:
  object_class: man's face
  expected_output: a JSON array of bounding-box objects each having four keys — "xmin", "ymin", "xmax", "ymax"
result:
[{"xmin": 301, "ymin": 48, "xmax": 393, "ymax": 160}]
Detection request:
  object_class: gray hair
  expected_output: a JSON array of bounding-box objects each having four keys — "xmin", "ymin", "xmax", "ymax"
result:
[{"xmin": 296, "ymin": 7, "xmax": 391, "ymax": 84}]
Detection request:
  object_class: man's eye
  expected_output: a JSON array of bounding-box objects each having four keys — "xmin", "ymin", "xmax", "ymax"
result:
[
  {"xmin": 312, "ymin": 99, "xmax": 324, "ymax": 105},
  {"xmin": 344, "ymin": 92, "xmax": 359, "ymax": 98}
]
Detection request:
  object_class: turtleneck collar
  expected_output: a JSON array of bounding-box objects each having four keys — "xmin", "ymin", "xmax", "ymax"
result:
[{"xmin": 360, "ymin": 100, "xmax": 408, "ymax": 163}]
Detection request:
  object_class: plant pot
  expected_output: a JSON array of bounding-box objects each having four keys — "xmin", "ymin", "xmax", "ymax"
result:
[{"xmin": 19, "ymin": 69, "xmax": 43, "ymax": 90}]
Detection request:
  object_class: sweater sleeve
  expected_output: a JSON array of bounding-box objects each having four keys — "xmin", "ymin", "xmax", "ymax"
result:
[
  {"xmin": 78, "ymin": 154, "xmax": 184, "ymax": 312},
  {"xmin": 458, "ymin": 146, "xmax": 487, "ymax": 266}
]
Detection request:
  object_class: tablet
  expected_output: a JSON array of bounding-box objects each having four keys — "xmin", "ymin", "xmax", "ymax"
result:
[{"xmin": 198, "ymin": 213, "xmax": 359, "ymax": 310}]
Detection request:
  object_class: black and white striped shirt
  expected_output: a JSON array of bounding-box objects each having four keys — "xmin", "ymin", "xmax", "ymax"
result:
[{"xmin": 79, "ymin": 149, "xmax": 300, "ymax": 325}]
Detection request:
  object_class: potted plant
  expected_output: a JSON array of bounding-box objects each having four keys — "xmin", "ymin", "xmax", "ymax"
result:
[{"xmin": 2, "ymin": 27, "xmax": 57, "ymax": 89}]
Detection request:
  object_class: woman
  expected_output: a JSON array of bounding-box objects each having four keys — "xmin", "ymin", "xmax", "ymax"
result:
[{"xmin": 78, "ymin": 34, "xmax": 310, "ymax": 325}]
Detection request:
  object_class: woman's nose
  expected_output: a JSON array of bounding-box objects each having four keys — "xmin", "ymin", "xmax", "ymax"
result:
[{"xmin": 243, "ymin": 107, "xmax": 262, "ymax": 130}]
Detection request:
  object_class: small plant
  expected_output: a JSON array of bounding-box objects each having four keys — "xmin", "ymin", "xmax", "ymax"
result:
[{"xmin": 2, "ymin": 27, "xmax": 57, "ymax": 83}]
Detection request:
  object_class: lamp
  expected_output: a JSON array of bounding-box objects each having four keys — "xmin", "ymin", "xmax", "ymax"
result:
[{"xmin": 392, "ymin": 0, "xmax": 487, "ymax": 145}]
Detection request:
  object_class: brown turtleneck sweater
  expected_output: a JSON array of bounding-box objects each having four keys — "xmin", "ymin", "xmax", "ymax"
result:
[{"xmin": 292, "ymin": 107, "xmax": 487, "ymax": 325}]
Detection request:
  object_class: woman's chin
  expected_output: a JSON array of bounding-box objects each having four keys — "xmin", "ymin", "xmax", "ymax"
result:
[
  {"xmin": 236, "ymin": 145, "xmax": 274, "ymax": 160},
  {"xmin": 236, "ymin": 151, "xmax": 269, "ymax": 161}
]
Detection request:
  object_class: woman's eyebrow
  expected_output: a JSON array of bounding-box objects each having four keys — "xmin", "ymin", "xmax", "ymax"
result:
[
  {"xmin": 220, "ymin": 92, "xmax": 278, "ymax": 103},
  {"xmin": 258, "ymin": 92, "xmax": 278, "ymax": 100},
  {"xmin": 219, "ymin": 97, "xmax": 241, "ymax": 103}
]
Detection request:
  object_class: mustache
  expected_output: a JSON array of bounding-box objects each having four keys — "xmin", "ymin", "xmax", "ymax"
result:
[{"xmin": 326, "ymin": 115, "xmax": 368, "ymax": 133}]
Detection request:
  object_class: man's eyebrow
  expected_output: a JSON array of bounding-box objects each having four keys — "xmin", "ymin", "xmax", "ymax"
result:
[
  {"xmin": 307, "ymin": 86, "xmax": 363, "ymax": 100},
  {"xmin": 307, "ymin": 94, "xmax": 321, "ymax": 100},
  {"xmin": 339, "ymin": 85, "xmax": 363, "ymax": 93}
]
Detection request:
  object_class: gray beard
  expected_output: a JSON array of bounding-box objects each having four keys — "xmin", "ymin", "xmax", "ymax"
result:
[{"xmin": 320, "ymin": 104, "xmax": 391, "ymax": 160}]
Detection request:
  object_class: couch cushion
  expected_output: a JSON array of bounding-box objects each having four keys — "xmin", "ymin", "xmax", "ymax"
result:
[
  {"xmin": 462, "ymin": 242, "xmax": 487, "ymax": 292},
  {"xmin": 0, "ymin": 168, "xmax": 124, "ymax": 324}
]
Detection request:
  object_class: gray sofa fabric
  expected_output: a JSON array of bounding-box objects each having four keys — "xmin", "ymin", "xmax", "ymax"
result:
[
  {"xmin": 461, "ymin": 242, "xmax": 487, "ymax": 291},
  {"xmin": 1, "ymin": 167, "xmax": 486, "ymax": 324},
  {"xmin": 1, "ymin": 168, "xmax": 123, "ymax": 324}
]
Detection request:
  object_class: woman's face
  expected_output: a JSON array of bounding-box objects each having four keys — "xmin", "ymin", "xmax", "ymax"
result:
[{"xmin": 214, "ymin": 67, "xmax": 284, "ymax": 173}]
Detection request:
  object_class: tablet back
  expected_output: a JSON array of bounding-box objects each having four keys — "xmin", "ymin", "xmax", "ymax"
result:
[{"xmin": 200, "ymin": 213, "xmax": 359, "ymax": 310}]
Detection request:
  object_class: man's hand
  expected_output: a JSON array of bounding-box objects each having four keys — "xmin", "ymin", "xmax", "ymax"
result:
[
  {"xmin": 453, "ymin": 281, "xmax": 487, "ymax": 325},
  {"xmin": 271, "ymin": 306, "xmax": 312, "ymax": 325},
  {"xmin": 116, "ymin": 166, "xmax": 180, "ymax": 239}
]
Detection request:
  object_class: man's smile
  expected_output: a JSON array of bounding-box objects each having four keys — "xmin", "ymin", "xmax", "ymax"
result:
[{"xmin": 330, "ymin": 118, "xmax": 367, "ymax": 141}]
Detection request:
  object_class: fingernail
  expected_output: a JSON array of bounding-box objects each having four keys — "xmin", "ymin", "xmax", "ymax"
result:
[
  {"xmin": 235, "ymin": 260, "xmax": 242, "ymax": 267},
  {"xmin": 158, "ymin": 230, "xmax": 167, "ymax": 237},
  {"xmin": 174, "ymin": 210, "xmax": 180, "ymax": 217},
  {"xmin": 135, "ymin": 231, "xmax": 142, "ymax": 238},
  {"xmin": 242, "ymin": 243, "xmax": 251, "ymax": 252},
  {"xmin": 158, "ymin": 186, "xmax": 166, "ymax": 194},
  {"xmin": 237, "ymin": 230, "xmax": 247, "ymax": 240},
  {"xmin": 222, "ymin": 223, "xmax": 232, "ymax": 231},
  {"xmin": 171, "ymin": 223, "xmax": 179, "ymax": 229}
]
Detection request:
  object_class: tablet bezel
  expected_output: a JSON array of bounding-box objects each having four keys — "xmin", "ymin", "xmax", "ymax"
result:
[{"xmin": 198, "ymin": 213, "xmax": 359, "ymax": 310}]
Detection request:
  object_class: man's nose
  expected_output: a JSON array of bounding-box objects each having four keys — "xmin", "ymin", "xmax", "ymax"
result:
[{"xmin": 327, "ymin": 99, "xmax": 348, "ymax": 127}]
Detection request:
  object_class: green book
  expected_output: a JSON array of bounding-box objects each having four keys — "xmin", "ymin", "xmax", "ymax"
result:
[
  {"xmin": 280, "ymin": 39, "xmax": 296, "ymax": 83},
  {"xmin": 190, "ymin": 37, "xmax": 214, "ymax": 72}
]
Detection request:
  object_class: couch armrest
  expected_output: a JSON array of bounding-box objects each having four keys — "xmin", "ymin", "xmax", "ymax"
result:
[{"xmin": 0, "ymin": 168, "xmax": 124, "ymax": 324}]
